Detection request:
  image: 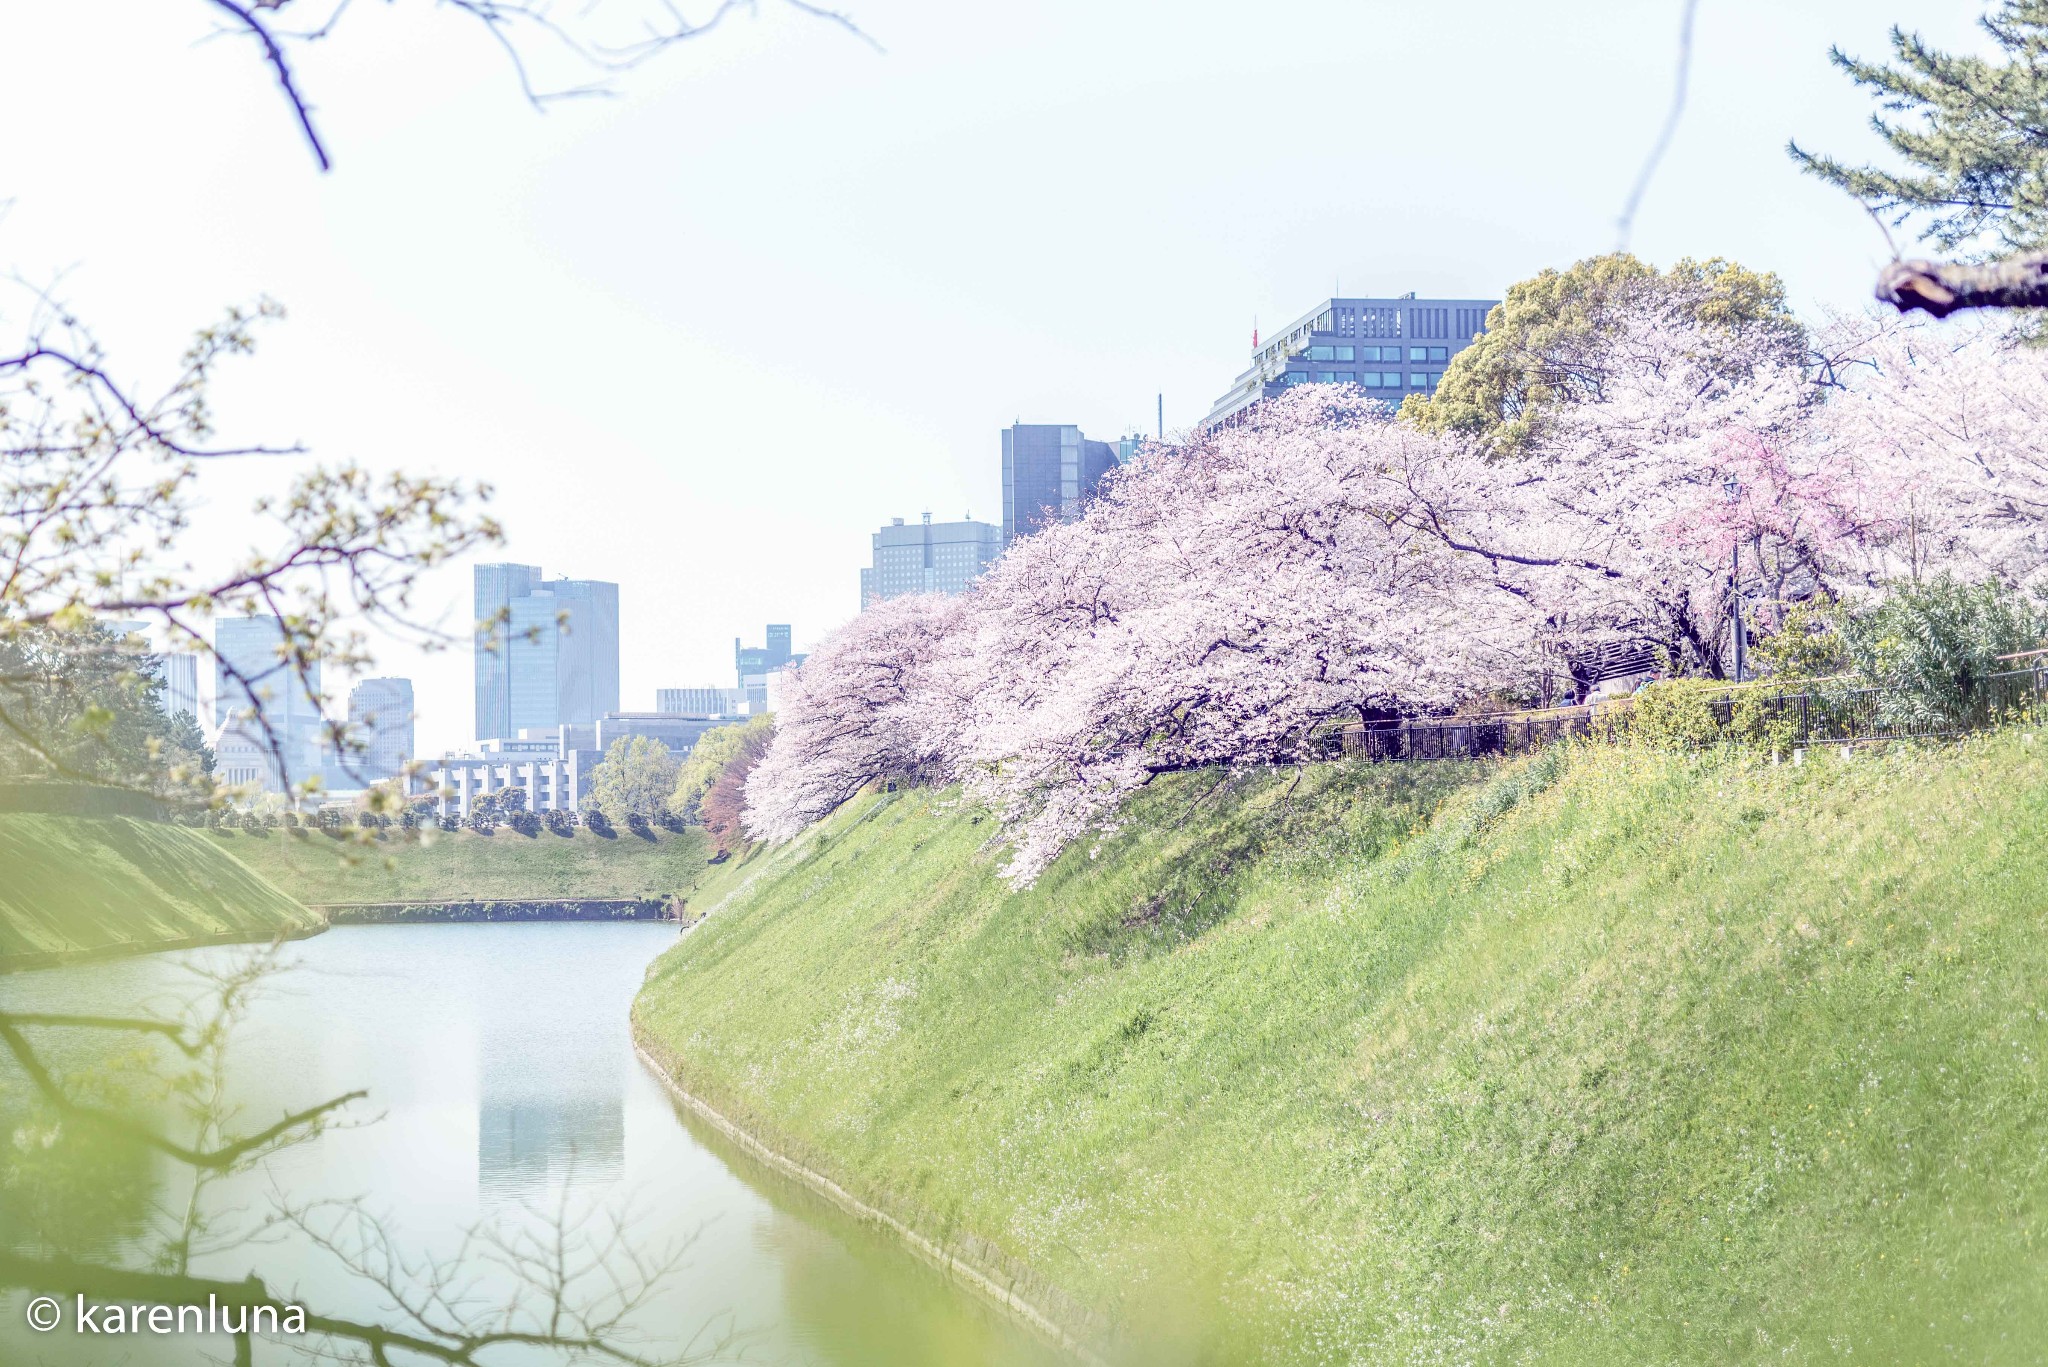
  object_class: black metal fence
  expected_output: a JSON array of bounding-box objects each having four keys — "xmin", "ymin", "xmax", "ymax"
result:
[{"xmin": 1332, "ymin": 664, "xmax": 2048, "ymax": 762}]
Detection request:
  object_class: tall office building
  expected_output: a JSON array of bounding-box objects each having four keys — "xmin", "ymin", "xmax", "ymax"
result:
[
  {"xmin": 347, "ymin": 677, "xmax": 415, "ymax": 780},
  {"xmin": 214, "ymin": 615, "xmax": 324, "ymax": 792},
  {"xmin": 733, "ymin": 625, "xmax": 792, "ymax": 687},
  {"xmin": 1001, "ymin": 424, "xmax": 1119, "ymax": 546},
  {"xmin": 861, "ymin": 513, "xmax": 1000, "ymax": 608},
  {"xmin": 161, "ymin": 652, "xmax": 201, "ymax": 722},
  {"xmin": 473, "ymin": 564, "xmax": 621, "ymax": 741},
  {"xmin": 98, "ymin": 617, "xmax": 202, "ymax": 723},
  {"xmin": 1202, "ymin": 293, "xmax": 1500, "ymax": 428},
  {"xmin": 473, "ymin": 563, "xmax": 541, "ymax": 740},
  {"xmin": 734, "ymin": 625, "xmax": 796, "ymax": 715}
]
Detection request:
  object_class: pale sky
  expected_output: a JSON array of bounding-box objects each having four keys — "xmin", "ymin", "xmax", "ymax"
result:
[{"xmin": 0, "ymin": 0, "xmax": 1990, "ymax": 758}]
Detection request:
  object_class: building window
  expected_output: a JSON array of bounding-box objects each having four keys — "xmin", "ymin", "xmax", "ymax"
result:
[
  {"xmin": 1410, "ymin": 373, "xmax": 1430, "ymax": 387},
  {"xmin": 1283, "ymin": 372, "xmax": 1306, "ymax": 385},
  {"xmin": 1333, "ymin": 345, "xmax": 1354, "ymax": 361},
  {"xmin": 1429, "ymin": 347, "xmax": 1448, "ymax": 362},
  {"xmin": 1314, "ymin": 371, "xmax": 1339, "ymax": 383},
  {"xmin": 1308, "ymin": 345, "xmax": 1335, "ymax": 361},
  {"xmin": 1409, "ymin": 347, "xmax": 1428, "ymax": 362}
]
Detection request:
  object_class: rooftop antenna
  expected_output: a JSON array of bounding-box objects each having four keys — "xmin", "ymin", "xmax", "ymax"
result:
[{"xmin": 1157, "ymin": 393, "xmax": 1163, "ymax": 439}]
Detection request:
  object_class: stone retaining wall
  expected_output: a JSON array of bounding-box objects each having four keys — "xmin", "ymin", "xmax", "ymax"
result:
[{"xmin": 316, "ymin": 897, "xmax": 689, "ymax": 925}]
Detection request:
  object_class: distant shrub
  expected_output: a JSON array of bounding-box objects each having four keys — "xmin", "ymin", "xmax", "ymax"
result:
[
  {"xmin": 1750, "ymin": 601, "xmax": 1847, "ymax": 681},
  {"xmin": 1618, "ymin": 679, "xmax": 1803, "ymax": 755}
]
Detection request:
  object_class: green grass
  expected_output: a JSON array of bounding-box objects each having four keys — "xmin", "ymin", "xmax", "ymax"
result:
[
  {"xmin": 0, "ymin": 814, "xmax": 320, "ymax": 968},
  {"xmin": 215, "ymin": 822, "xmax": 721, "ymax": 904},
  {"xmin": 634, "ymin": 735, "xmax": 2048, "ymax": 1365}
]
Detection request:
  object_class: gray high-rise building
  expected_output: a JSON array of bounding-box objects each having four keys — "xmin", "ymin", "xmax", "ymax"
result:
[
  {"xmin": 1202, "ymin": 293, "xmax": 1500, "ymax": 428},
  {"xmin": 474, "ymin": 563, "xmax": 540, "ymax": 740},
  {"xmin": 473, "ymin": 564, "xmax": 620, "ymax": 741},
  {"xmin": 861, "ymin": 513, "xmax": 1000, "ymax": 608},
  {"xmin": 214, "ymin": 615, "xmax": 323, "ymax": 792},
  {"xmin": 347, "ymin": 677, "xmax": 415, "ymax": 781},
  {"xmin": 734, "ymin": 626, "xmax": 792, "ymax": 687},
  {"xmin": 733, "ymin": 625, "xmax": 797, "ymax": 715},
  {"xmin": 160, "ymin": 652, "xmax": 200, "ymax": 722},
  {"xmin": 1001, "ymin": 424, "xmax": 1119, "ymax": 546}
]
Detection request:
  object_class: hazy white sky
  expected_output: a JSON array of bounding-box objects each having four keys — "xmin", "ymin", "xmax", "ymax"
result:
[{"xmin": 0, "ymin": 0, "xmax": 1989, "ymax": 757}]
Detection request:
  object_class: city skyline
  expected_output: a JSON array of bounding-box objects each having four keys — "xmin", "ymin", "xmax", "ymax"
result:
[
  {"xmin": 3, "ymin": 1, "xmax": 1963, "ymax": 762},
  {"xmin": 473, "ymin": 565, "xmax": 623, "ymax": 742}
]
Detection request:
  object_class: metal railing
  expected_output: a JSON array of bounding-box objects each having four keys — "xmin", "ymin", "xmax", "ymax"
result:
[{"xmin": 1331, "ymin": 664, "xmax": 2048, "ymax": 762}]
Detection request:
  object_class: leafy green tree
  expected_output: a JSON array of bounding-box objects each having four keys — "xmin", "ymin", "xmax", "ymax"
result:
[
  {"xmin": 590, "ymin": 735, "xmax": 681, "ymax": 820},
  {"xmin": 1792, "ymin": 5, "xmax": 2048, "ymax": 254},
  {"xmin": 1836, "ymin": 576, "xmax": 2048, "ymax": 726},
  {"xmin": 700, "ymin": 725, "xmax": 775, "ymax": 856},
  {"xmin": 1750, "ymin": 602, "xmax": 1850, "ymax": 681},
  {"xmin": 668, "ymin": 716, "xmax": 772, "ymax": 822},
  {"xmin": 1400, "ymin": 253, "xmax": 1803, "ymax": 455},
  {"xmin": 0, "ymin": 623, "xmax": 212, "ymax": 792}
]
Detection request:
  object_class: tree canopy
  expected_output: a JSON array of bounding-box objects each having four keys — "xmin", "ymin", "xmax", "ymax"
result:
[
  {"xmin": 668, "ymin": 715, "xmax": 771, "ymax": 823},
  {"xmin": 1792, "ymin": 4, "xmax": 2048, "ymax": 254},
  {"xmin": 0, "ymin": 622, "xmax": 212, "ymax": 791},
  {"xmin": 587, "ymin": 735, "xmax": 680, "ymax": 820},
  {"xmin": 1399, "ymin": 254, "xmax": 1802, "ymax": 456}
]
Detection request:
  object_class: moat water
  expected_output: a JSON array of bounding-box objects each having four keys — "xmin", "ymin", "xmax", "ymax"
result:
[{"xmin": 0, "ymin": 922, "xmax": 1067, "ymax": 1365}]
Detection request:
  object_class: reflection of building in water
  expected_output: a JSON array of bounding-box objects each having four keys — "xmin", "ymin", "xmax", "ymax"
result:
[{"xmin": 478, "ymin": 1098, "xmax": 624, "ymax": 1195}]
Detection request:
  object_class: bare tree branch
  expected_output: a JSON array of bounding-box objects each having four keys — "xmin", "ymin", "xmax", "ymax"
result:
[
  {"xmin": 200, "ymin": 0, "xmax": 879, "ymax": 172},
  {"xmin": 1617, "ymin": 0, "xmax": 1701, "ymax": 251}
]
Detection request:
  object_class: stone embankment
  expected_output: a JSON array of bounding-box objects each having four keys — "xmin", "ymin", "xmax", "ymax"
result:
[{"xmin": 316, "ymin": 897, "xmax": 692, "ymax": 925}]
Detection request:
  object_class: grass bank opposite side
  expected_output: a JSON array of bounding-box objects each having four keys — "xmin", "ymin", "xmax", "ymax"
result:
[
  {"xmin": 633, "ymin": 735, "xmax": 2048, "ymax": 1365},
  {"xmin": 0, "ymin": 814, "xmax": 321, "ymax": 970},
  {"xmin": 215, "ymin": 823, "xmax": 718, "ymax": 905}
]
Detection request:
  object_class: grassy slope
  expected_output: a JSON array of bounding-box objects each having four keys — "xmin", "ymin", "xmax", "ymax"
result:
[
  {"xmin": 0, "ymin": 814, "xmax": 319, "ymax": 967},
  {"xmin": 635, "ymin": 736, "xmax": 2048, "ymax": 1365},
  {"xmin": 215, "ymin": 823, "xmax": 719, "ymax": 904}
]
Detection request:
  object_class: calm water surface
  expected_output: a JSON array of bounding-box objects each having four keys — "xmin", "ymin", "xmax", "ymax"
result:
[{"xmin": 0, "ymin": 923, "xmax": 1067, "ymax": 1365}]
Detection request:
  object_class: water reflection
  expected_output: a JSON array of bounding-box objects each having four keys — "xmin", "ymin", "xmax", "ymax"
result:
[{"xmin": 478, "ymin": 1097, "xmax": 624, "ymax": 1194}]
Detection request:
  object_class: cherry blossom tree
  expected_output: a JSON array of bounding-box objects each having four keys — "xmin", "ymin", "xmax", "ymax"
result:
[
  {"xmin": 742, "ymin": 299, "xmax": 2048, "ymax": 887},
  {"xmin": 1421, "ymin": 293, "xmax": 1829, "ymax": 675},
  {"xmin": 946, "ymin": 391, "xmax": 1549, "ymax": 883},
  {"xmin": 1804, "ymin": 311, "xmax": 2048, "ymax": 591},
  {"xmin": 747, "ymin": 389, "xmax": 1539, "ymax": 884},
  {"xmin": 741, "ymin": 591, "xmax": 971, "ymax": 844}
]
